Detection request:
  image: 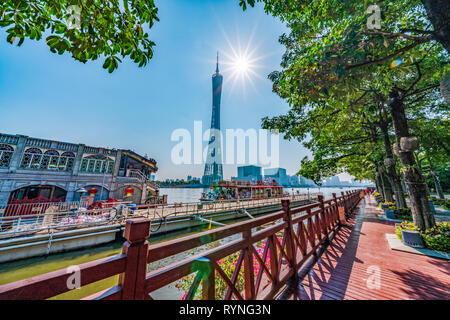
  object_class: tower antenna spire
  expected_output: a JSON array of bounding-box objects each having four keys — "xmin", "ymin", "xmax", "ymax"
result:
[{"xmin": 216, "ymin": 51, "xmax": 219, "ymax": 73}]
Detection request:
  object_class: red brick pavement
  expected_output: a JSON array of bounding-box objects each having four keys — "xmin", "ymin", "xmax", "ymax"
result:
[{"xmin": 288, "ymin": 195, "xmax": 450, "ymax": 300}]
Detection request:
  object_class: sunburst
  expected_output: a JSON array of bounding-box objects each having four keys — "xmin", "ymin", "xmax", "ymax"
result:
[{"xmin": 211, "ymin": 24, "xmax": 272, "ymax": 98}]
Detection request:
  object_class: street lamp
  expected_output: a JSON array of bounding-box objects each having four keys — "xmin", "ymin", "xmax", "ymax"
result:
[
  {"xmin": 76, "ymin": 187, "xmax": 87, "ymax": 208},
  {"xmin": 99, "ymin": 151, "xmax": 112, "ymax": 201}
]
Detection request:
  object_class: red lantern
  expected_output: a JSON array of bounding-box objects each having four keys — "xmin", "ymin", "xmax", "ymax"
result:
[
  {"xmin": 88, "ymin": 188, "xmax": 98, "ymax": 196},
  {"xmin": 125, "ymin": 187, "xmax": 134, "ymax": 197}
]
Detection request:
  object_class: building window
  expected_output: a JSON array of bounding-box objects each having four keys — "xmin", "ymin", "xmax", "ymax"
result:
[
  {"xmin": 20, "ymin": 148, "xmax": 43, "ymax": 169},
  {"xmin": 80, "ymin": 155, "xmax": 114, "ymax": 174},
  {"xmin": 20, "ymin": 148, "xmax": 76, "ymax": 171},
  {"xmin": 0, "ymin": 144, "xmax": 14, "ymax": 168},
  {"xmin": 41, "ymin": 150, "xmax": 60, "ymax": 170},
  {"xmin": 59, "ymin": 152, "xmax": 75, "ymax": 171}
]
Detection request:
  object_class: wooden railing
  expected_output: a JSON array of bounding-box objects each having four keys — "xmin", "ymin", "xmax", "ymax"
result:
[{"xmin": 0, "ymin": 190, "xmax": 363, "ymax": 300}]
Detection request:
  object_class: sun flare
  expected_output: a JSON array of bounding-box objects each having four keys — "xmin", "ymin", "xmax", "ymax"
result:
[
  {"xmin": 233, "ymin": 56, "xmax": 250, "ymax": 74},
  {"xmin": 218, "ymin": 44, "xmax": 264, "ymax": 97}
]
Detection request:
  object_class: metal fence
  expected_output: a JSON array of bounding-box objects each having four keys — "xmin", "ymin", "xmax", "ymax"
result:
[{"xmin": 0, "ymin": 201, "xmax": 129, "ymax": 238}]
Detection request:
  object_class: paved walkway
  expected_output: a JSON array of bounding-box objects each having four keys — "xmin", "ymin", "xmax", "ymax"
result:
[{"xmin": 288, "ymin": 195, "xmax": 450, "ymax": 300}]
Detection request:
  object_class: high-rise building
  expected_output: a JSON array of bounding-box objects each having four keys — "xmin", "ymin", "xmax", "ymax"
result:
[
  {"xmin": 289, "ymin": 175, "xmax": 300, "ymax": 186},
  {"xmin": 264, "ymin": 168, "xmax": 289, "ymax": 186},
  {"xmin": 202, "ymin": 53, "xmax": 223, "ymax": 186},
  {"xmin": 232, "ymin": 165, "xmax": 262, "ymax": 182}
]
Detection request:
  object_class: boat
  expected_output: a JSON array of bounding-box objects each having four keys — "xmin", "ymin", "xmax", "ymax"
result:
[{"xmin": 200, "ymin": 180, "xmax": 285, "ymax": 202}]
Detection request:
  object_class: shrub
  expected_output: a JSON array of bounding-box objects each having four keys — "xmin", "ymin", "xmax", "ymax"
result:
[
  {"xmin": 380, "ymin": 201, "xmax": 395, "ymax": 208},
  {"xmin": 421, "ymin": 222, "xmax": 450, "ymax": 253},
  {"xmin": 430, "ymin": 197, "xmax": 450, "ymax": 209},
  {"xmin": 394, "ymin": 207, "xmax": 412, "ymax": 220},
  {"xmin": 444, "ymin": 200, "xmax": 450, "ymax": 210}
]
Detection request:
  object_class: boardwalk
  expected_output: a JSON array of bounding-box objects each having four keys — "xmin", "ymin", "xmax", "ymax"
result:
[{"xmin": 287, "ymin": 195, "xmax": 450, "ymax": 300}]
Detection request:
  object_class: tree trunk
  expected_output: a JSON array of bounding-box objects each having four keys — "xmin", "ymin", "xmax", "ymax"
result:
[
  {"xmin": 380, "ymin": 123, "xmax": 407, "ymax": 208},
  {"xmin": 379, "ymin": 166, "xmax": 394, "ymax": 202},
  {"xmin": 421, "ymin": 0, "xmax": 450, "ymax": 52},
  {"xmin": 375, "ymin": 171, "xmax": 383, "ymax": 195},
  {"xmin": 429, "ymin": 160, "xmax": 445, "ymax": 199},
  {"xmin": 431, "ymin": 173, "xmax": 445, "ymax": 199},
  {"xmin": 414, "ymin": 152, "xmax": 431, "ymax": 195},
  {"xmin": 375, "ymin": 178, "xmax": 381, "ymax": 195},
  {"xmin": 388, "ymin": 90, "xmax": 435, "ymax": 230},
  {"xmin": 401, "ymin": 180, "xmax": 406, "ymax": 193}
]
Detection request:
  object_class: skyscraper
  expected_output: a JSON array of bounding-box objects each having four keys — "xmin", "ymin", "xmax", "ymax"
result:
[{"xmin": 202, "ymin": 53, "xmax": 224, "ymax": 185}]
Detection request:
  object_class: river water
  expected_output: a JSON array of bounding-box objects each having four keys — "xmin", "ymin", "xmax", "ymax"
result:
[
  {"xmin": 0, "ymin": 187, "xmax": 360, "ymax": 299},
  {"xmin": 160, "ymin": 186, "xmax": 360, "ymax": 203}
]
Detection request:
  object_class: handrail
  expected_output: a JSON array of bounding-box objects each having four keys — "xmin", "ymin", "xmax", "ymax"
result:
[
  {"xmin": 127, "ymin": 169, "xmax": 160, "ymax": 189},
  {"xmin": 0, "ymin": 190, "xmax": 364, "ymax": 300},
  {"xmin": 0, "ymin": 201, "xmax": 131, "ymax": 238}
]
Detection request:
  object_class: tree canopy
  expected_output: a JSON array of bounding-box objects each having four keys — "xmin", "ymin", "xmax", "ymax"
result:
[
  {"xmin": 239, "ymin": 0, "xmax": 449, "ymax": 229},
  {"xmin": 1, "ymin": 0, "xmax": 159, "ymax": 72}
]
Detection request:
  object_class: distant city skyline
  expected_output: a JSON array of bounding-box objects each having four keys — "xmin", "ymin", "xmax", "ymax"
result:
[{"xmin": 158, "ymin": 165, "xmax": 365, "ymax": 187}]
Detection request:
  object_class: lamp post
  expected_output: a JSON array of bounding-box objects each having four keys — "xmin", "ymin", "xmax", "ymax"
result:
[
  {"xmin": 99, "ymin": 151, "xmax": 112, "ymax": 201},
  {"xmin": 76, "ymin": 187, "xmax": 87, "ymax": 208}
]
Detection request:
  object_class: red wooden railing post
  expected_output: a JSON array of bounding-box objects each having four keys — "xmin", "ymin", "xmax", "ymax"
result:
[
  {"xmin": 341, "ymin": 192, "xmax": 347, "ymax": 213},
  {"xmin": 317, "ymin": 195, "xmax": 327, "ymax": 238},
  {"xmin": 242, "ymin": 229, "xmax": 255, "ymax": 300},
  {"xmin": 281, "ymin": 199, "xmax": 298, "ymax": 279},
  {"xmin": 332, "ymin": 193, "xmax": 339, "ymax": 226},
  {"xmin": 119, "ymin": 218, "xmax": 151, "ymax": 300},
  {"xmin": 199, "ymin": 259, "xmax": 215, "ymax": 300}
]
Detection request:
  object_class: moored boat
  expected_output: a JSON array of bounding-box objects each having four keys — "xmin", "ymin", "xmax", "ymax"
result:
[{"xmin": 200, "ymin": 180, "xmax": 286, "ymax": 202}]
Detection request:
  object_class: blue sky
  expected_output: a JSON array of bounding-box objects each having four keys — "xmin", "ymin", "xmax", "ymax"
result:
[{"xmin": 0, "ymin": 1, "xmax": 352, "ymax": 181}]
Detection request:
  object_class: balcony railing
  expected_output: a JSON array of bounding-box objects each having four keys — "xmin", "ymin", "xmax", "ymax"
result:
[
  {"xmin": 127, "ymin": 169, "xmax": 160, "ymax": 189},
  {"xmin": 1, "ymin": 200, "xmax": 90, "ymax": 217},
  {"xmin": 0, "ymin": 201, "xmax": 130, "ymax": 238}
]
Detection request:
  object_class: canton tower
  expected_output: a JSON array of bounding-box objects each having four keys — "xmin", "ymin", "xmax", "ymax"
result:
[{"xmin": 202, "ymin": 53, "xmax": 223, "ymax": 186}]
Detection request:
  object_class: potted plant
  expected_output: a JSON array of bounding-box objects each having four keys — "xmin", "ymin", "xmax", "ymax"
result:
[
  {"xmin": 396, "ymin": 221, "xmax": 424, "ymax": 248},
  {"xmin": 385, "ymin": 206, "xmax": 397, "ymax": 219}
]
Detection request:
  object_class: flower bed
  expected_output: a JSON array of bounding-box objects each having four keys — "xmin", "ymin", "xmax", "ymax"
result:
[
  {"xmin": 386, "ymin": 206, "xmax": 412, "ymax": 221},
  {"xmin": 380, "ymin": 201, "xmax": 395, "ymax": 209},
  {"xmin": 396, "ymin": 221, "xmax": 450, "ymax": 253},
  {"xmin": 421, "ymin": 222, "xmax": 450, "ymax": 253},
  {"xmin": 372, "ymin": 192, "xmax": 383, "ymax": 203}
]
